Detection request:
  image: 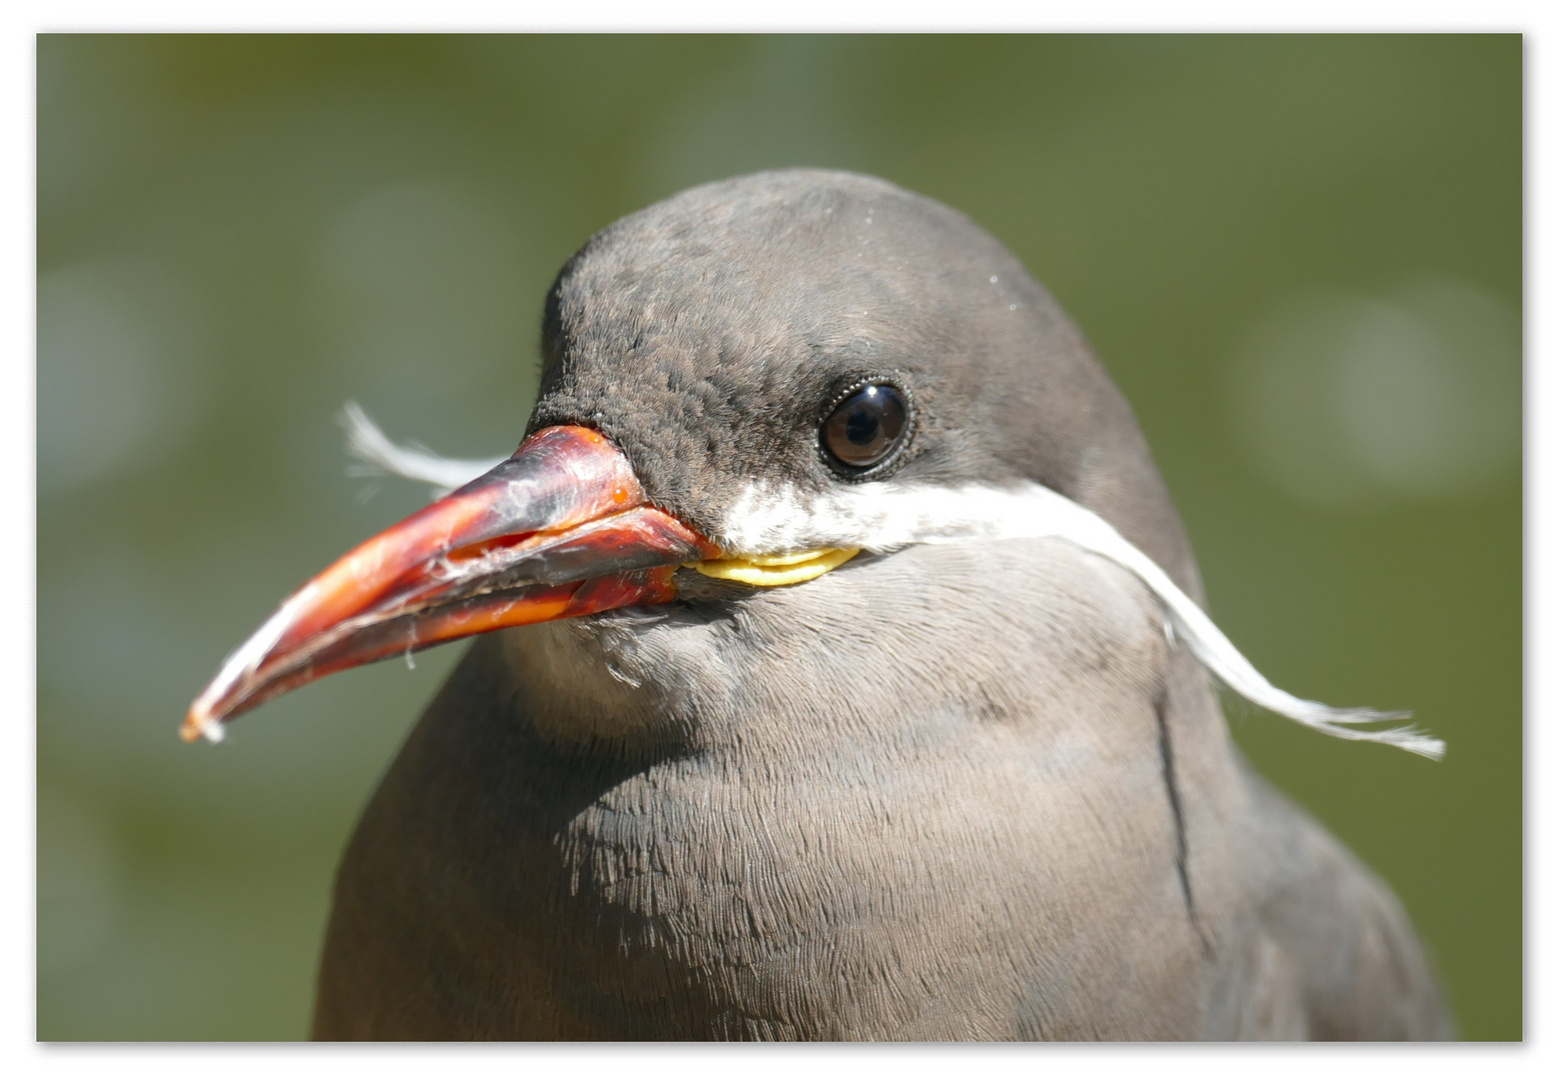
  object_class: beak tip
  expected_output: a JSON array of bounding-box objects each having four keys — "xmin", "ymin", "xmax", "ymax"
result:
[{"xmin": 181, "ymin": 709, "xmax": 226, "ymax": 744}]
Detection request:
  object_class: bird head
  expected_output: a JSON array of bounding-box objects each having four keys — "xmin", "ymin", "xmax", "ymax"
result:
[{"xmin": 184, "ymin": 170, "xmax": 1438, "ymax": 759}]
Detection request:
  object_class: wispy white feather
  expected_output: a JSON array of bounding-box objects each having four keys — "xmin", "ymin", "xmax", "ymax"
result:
[
  {"xmin": 720, "ymin": 479, "xmax": 1444, "ymax": 760},
  {"xmin": 1048, "ymin": 495, "xmax": 1443, "ymax": 760},
  {"xmin": 338, "ymin": 402, "xmax": 508, "ymax": 500}
]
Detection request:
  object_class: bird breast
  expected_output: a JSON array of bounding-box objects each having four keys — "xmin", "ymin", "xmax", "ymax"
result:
[{"xmin": 451, "ymin": 538, "xmax": 1205, "ymax": 1037}]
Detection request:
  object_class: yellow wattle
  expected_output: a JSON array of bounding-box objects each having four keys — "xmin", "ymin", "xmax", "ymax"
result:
[{"xmin": 688, "ymin": 547, "xmax": 861, "ymax": 587}]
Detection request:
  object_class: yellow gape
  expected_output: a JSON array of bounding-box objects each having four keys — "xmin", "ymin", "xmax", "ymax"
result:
[{"xmin": 689, "ymin": 548, "xmax": 861, "ymax": 587}]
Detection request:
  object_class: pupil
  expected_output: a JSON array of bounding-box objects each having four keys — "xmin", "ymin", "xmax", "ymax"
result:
[{"xmin": 846, "ymin": 408, "xmax": 880, "ymax": 446}]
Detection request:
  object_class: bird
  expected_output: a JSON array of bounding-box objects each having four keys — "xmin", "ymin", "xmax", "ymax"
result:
[{"xmin": 184, "ymin": 168, "xmax": 1451, "ymax": 1040}]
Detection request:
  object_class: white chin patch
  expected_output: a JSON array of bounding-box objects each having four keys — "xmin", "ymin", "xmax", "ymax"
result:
[{"xmin": 716, "ymin": 479, "xmax": 1445, "ymax": 761}]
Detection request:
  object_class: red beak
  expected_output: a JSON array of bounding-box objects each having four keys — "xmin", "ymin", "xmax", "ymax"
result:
[{"xmin": 183, "ymin": 426, "xmax": 719, "ymax": 742}]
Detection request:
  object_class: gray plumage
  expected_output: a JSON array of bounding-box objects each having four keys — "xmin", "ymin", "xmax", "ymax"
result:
[{"xmin": 310, "ymin": 170, "xmax": 1450, "ymax": 1040}]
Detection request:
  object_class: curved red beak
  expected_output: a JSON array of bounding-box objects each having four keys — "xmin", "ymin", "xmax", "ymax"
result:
[{"xmin": 183, "ymin": 426, "xmax": 719, "ymax": 743}]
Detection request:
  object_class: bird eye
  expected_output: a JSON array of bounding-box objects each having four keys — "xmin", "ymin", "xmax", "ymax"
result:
[{"xmin": 821, "ymin": 383, "xmax": 909, "ymax": 473}]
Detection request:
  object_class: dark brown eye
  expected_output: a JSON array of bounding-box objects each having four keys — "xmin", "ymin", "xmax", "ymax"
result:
[{"xmin": 821, "ymin": 384, "xmax": 909, "ymax": 472}]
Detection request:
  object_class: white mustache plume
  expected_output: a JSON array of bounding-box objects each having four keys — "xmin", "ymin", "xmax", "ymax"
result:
[{"xmin": 340, "ymin": 402, "xmax": 1444, "ymax": 761}]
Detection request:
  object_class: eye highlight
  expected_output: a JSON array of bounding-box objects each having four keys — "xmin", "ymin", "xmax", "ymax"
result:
[{"xmin": 820, "ymin": 383, "xmax": 910, "ymax": 474}]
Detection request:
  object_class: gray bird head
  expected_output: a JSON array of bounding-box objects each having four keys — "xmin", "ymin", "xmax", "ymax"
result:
[
  {"xmin": 531, "ymin": 169, "xmax": 1201, "ymax": 598},
  {"xmin": 184, "ymin": 169, "xmax": 1438, "ymax": 760}
]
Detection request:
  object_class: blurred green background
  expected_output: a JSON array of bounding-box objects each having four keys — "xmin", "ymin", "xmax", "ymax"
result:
[{"xmin": 36, "ymin": 35, "xmax": 1521, "ymax": 1040}]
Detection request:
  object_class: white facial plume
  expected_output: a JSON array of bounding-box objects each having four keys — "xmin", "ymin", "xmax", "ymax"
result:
[{"xmin": 342, "ymin": 404, "xmax": 1444, "ymax": 761}]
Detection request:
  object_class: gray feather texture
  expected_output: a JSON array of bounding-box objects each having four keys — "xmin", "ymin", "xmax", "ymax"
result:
[{"xmin": 311, "ymin": 170, "xmax": 1450, "ymax": 1040}]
